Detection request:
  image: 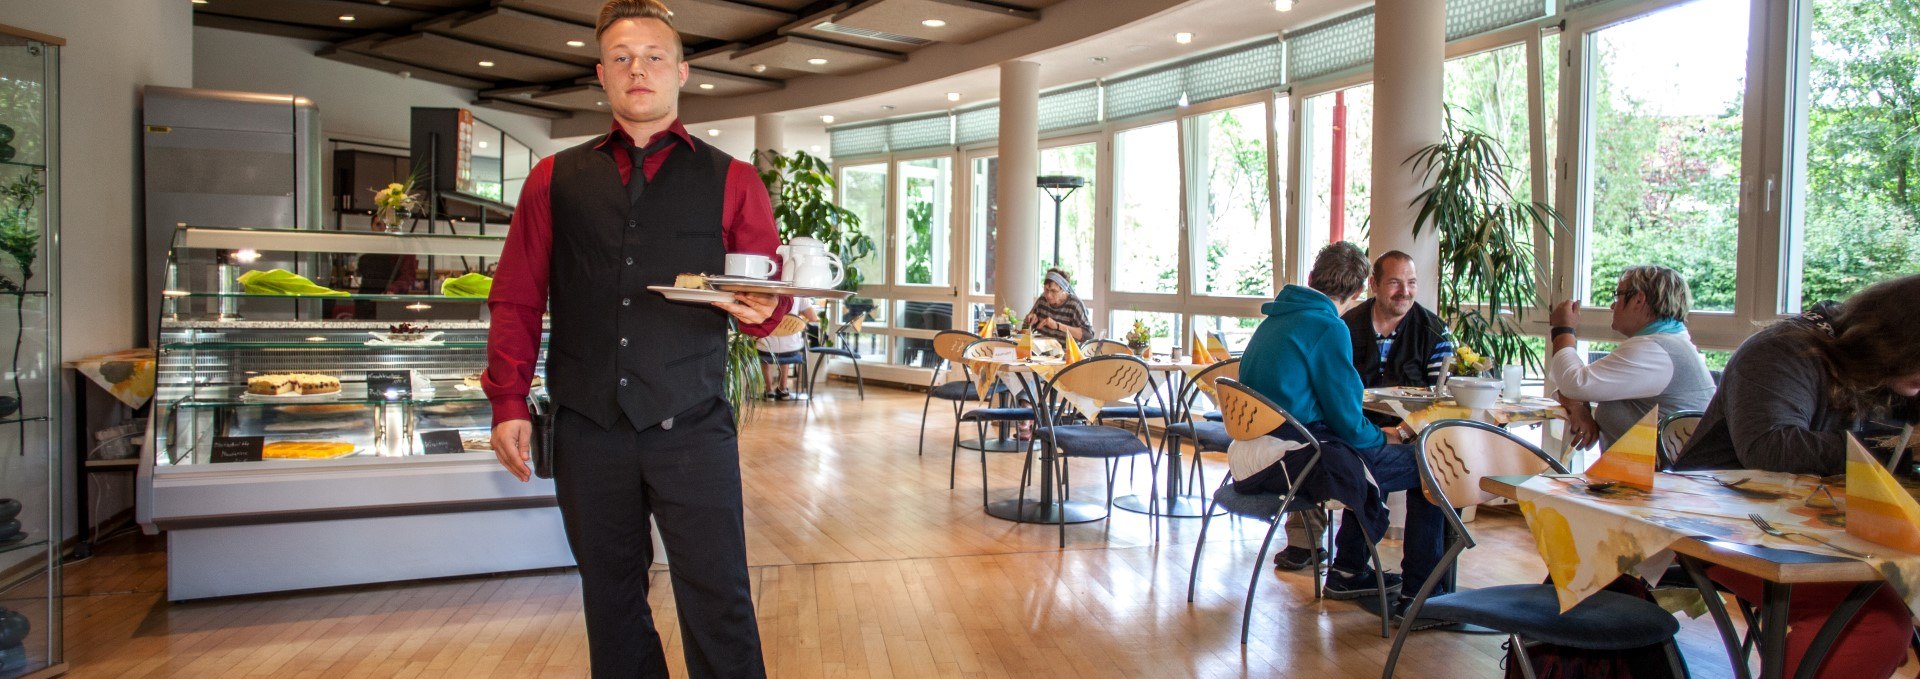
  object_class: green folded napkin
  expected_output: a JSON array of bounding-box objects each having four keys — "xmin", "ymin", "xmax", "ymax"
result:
[
  {"xmin": 441, "ymin": 273, "xmax": 493, "ymax": 298},
  {"xmin": 237, "ymin": 269, "xmax": 348, "ymax": 296}
]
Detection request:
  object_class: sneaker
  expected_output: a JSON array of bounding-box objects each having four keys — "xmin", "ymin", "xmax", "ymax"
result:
[
  {"xmin": 1273, "ymin": 546, "xmax": 1327, "ymax": 571},
  {"xmin": 774, "ymin": 389, "xmax": 792, "ymax": 401},
  {"xmin": 1388, "ymin": 596, "xmax": 1455, "ymax": 632},
  {"xmin": 1322, "ymin": 567, "xmax": 1403, "ymax": 601}
]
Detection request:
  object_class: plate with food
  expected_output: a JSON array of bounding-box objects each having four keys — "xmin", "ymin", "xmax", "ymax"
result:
[
  {"xmin": 648, "ymin": 273, "xmax": 741, "ymax": 304},
  {"xmin": 367, "ymin": 323, "xmax": 444, "ymax": 346},
  {"xmin": 462, "ymin": 436, "xmax": 495, "ymax": 452},
  {"xmin": 262, "ymin": 440, "xmax": 361, "ymax": 460},
  {"xmin": 709, "ymin": 279, "xmax": 853, "ymax": 300},
  {"xmin": 242, "ymin": 373, "xmax": 344, "ymax": 402},
  {"xmin": 1365, "ymin": 386, "xmax": 1441, "ymax": 403}
]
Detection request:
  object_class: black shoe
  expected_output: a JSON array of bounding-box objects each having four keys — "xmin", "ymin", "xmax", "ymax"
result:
[
  {"xmin": 1322, "ymin": 567, "xmax": 1403, "ymax": 601},
  {"xmin": 1273, "ymin": 546, "xmax": 1327, "ymax": 571},
  {"xmin": 762, "ymin": 391, "xmax": 779, "ymax": 401},
  {"xmin": 1388, "ymin": 596, "xmax": 1455, "ymax": 632},
  {"xmin": 774, "ymin": 389, "xmax": 792, "ymax": 401}
]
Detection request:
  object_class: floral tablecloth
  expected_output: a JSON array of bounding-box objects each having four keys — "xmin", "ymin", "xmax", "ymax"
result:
[
  {"xmin": 65, "ymin": 349, "xmax": 155, "ymax": 410},
  {"xmin": 1371, "ymin": 395, "xmax": 1565, "ymax": 432},
  {"xmin": 1514, "ymin": 470, "xmax": 1920, "ymax": 617}
]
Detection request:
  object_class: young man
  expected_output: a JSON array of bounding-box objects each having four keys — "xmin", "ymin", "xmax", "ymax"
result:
[
  {"xmin": 1231, "ymin": 242, "xmax": 1449, "ymax": 626},
  {"xmin": 1273, "ymin": 250, "xmax": 1453, "ymax": 571},
  {"xmin": 484, "ymin": 2, "xmax": 787, "ymax": 676}
]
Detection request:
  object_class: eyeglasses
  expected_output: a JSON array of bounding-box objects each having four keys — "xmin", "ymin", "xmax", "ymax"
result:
[{"xmin": 1611, "ymin": 288, "xmax": 1637, "ymax": 304}]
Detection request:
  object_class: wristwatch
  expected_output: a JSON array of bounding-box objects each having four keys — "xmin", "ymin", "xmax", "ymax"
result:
[{"xmin": 1551, "ymin": 326, "xmax": 1577, "ymax": 339}]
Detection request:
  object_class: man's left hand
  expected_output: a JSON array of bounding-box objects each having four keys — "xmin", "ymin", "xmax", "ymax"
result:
[
  {"xmin": 1551, "ymin": 300, "xmax": 1582, "ymax": 328},
  {"xmin": 713, "ymin": 292, "xmax": 780, "ymax": 326}
]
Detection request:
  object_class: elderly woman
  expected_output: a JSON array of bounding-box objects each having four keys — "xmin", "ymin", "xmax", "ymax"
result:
[
  {"xmin": 1023, "ymin": 268, "xmax": 1092, "ymax": 341},
  {"xmin": 1548, "ymin": 265, "xmax": 1716, "ymax": 450}
]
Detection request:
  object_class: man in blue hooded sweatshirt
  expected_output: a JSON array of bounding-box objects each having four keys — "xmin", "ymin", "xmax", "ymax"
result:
[{"xmin": 1232, "ymin": 242, "xmax": 1449, "ymax": 627}]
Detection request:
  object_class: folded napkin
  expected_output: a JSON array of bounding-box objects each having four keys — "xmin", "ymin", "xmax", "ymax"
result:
[
  {"xmin": 441, "ymin": 273, "xmax": 493, "ymax": 298},
  {"xmin": 237, "ymin": 269, "xmax": 348, "ymax": 296}
]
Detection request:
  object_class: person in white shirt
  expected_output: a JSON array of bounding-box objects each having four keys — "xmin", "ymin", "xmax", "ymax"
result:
[
  {"xmin": 1548, "ymin": 265, "xmax": 1716, "ymax": 449},
  {"xmin": 757, "ymin": 297, "xmax": 816, "ymax": 400}
]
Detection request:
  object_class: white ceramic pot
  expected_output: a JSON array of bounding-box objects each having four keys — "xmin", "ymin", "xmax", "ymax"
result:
[{"xmin": 1451, "ymin": 377, "xmax": 1503, "ymax": 410}]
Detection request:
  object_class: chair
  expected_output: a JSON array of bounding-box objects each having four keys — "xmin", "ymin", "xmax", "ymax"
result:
[
  {"xmin": 759, "ymin": 315, "xmax": 811, "ymax": 399},
  {"xmin": 919, "ymin": 330, "xmax": 982, "ymax": 457},
  {"xmin": 1032, "ymin": 354, "xmax": 1157, "ymax": 547},
  {"xmin": 1092, "ymin": 339, "xmax": 1167, "ymax": 436},
  {"xmin": 806, "ymin": 320, "xmax": 866, "ymax": 400},
  {"xmin": 1160, "ymin": 359, "xmax": 1240, "ymax": 502},
  {"xmin": 1656, "ymin": 409, "xmax": 1704, "ymax": 471},
  {"xmin": 1082, "ymin": 339, "xmax": 1135, "ymax": 356},
  {"xmin": 955, "ymin": 338, "xmax": 1035, "ymax": 504},
  {"xmin": 1185, "ymin": 377, "xmax": 1392, "ymax": 643},
  {"xmin": 1382, "ymin": 419, "xmax": 1685, "ymax": 678}
]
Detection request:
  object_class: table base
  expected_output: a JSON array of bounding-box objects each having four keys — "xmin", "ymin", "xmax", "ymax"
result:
[
  {"xmin": 958, "ymin": 436, "xmax": 1029, "ymax": 453},
  {"xmin": 1112, "ymin": 493, "xmax": 1225, "ymax": 518},
  {"xmin": 986, "ymin": 498, "xmax": 1109, "ymax": 524}
]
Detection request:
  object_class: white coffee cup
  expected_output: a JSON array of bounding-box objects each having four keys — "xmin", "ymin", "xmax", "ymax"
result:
[{"xmin": 724, "ymin": 253, "xmax": 778, "ymax": 279}]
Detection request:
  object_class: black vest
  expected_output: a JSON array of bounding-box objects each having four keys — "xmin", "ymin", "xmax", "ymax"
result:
[{"xmin": 545, "ymin": 133, "xmax": 731, "ymax": 430}]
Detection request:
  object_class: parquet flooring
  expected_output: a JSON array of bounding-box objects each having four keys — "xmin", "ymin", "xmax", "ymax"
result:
[{"xmin": 53, "ymin": 384, "xmax": 1915, "ymax": 677}]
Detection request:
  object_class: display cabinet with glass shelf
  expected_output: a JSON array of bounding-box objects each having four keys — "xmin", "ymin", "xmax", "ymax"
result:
[
  {"xmin": 0, "ymin": 23, "xmax": 62, "ymax": 679},
  {"xmin": 139, "ymin": 226, "xmax": 573, "ymax": 601}
]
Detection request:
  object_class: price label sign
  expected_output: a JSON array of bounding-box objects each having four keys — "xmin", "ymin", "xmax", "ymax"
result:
[
  {"xmin": 210, "ymin": 436, "xmax": 264, "ymax": 463},
  {"xmin": 420, "ymin": 430, "xmax": 465, "ymax": 455},
  {"xmin": 367, "ymin": 371, "xmax": 409, "ymax": 400}
]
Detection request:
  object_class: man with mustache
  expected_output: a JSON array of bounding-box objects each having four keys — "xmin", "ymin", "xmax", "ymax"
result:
[
  {"xmin": 1273, "ymin": 250, "xmax": 1454, "ymax": 577},
  {"xmin": 483, "ymin": 1, "xmax": 784, "ymax": 676}
]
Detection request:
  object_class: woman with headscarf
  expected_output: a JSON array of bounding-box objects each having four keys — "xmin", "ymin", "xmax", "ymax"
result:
[{"xmin": 1023, "ymin": 268, "xmax": 1093, "ymax": 341}]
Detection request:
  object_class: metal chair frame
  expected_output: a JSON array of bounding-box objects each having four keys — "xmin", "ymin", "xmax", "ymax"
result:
[
  {"xmin": 805, "ymin": 320, "xmax": 866, "ymax": 401},
  {"xmin": 1656, "ymin": 409, "xmax": 1705, "ymax": 472},
  {"xmin": 918, "ymin": 330, "xmax": 981, "ymax": 457},
  {"xmin": 954, "ymin": 338, "xmax": 1035, "ymax": 505},
  {"xmin": 1029, "ymin": 354, "xmax": 1155, "ymax": 547}
]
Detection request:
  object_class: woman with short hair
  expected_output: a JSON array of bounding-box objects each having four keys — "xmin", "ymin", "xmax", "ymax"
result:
[{"xmin": 1548, "ymin": 265, "xmax": 1716, "ymax": 449}]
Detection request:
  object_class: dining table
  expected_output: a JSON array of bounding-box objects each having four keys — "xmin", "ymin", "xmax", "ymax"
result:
[{"xmin": 1481, "ymin": 470, "xmax": 1920, "ymax": 679}]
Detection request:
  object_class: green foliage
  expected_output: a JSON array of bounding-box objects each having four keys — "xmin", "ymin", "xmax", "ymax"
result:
[
  {"xmin": 903, "ymin": 179, "xmax": 933, "ymax": 284},
  {"xmin": 0, "ymin": 172, "xmax": 42, "ymax": 293},
  {"xmin": 723, "ymin": 331, "xmax": 763, "ymax": 427},
  {"xmin": 1408, "ymin": 110, "xmax": 1563, "ymax": 372},
  {"xmin": 757, "ymin": 150, "xmax": 875, "ymax": 292}
]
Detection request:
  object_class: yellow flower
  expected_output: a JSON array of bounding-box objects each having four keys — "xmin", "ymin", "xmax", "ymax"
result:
[{"xmin": 387, "ymin": 182, "xmax": 405, "ymax": 192}]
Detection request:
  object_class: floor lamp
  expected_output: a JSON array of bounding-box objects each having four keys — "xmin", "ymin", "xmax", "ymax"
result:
[{"xmin": 1037, "ymin": 175, "xmax": 1086, "ymax": 267}]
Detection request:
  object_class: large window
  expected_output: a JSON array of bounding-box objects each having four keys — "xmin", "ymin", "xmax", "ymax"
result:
[
  {"xmin": 969, "ymin": 156, "xmax": 997, "ymax": 296},
  {"xmin": 1785, "ymin": 0, "xmax": 1920, "ymax": 310},
  {"xmin": 1581, "ymin": 0, "xmax": 1748, "ymax": 312},
  {"xmin": 1188, "ymin": 103, "xmax": 1275, "ymax": 297},
  {"xmin": 1112, "ymin": 122, "xmax": 1182, "ymax": 294},
  {"xmin": 897, "ymin": 157, "xmax": 952, "ymax": 287},
  {"xmin": 1444, "ymin": 43, "xmax": 1534, "ymax": 199},
  {"xmin": 1041, "ymin": 143, "xmax": 1098, "ymax": 285},
  {"xmin": 1303, "ymin": 84, "xmax": 1374, "ymax": 254},
  {"xmin": 839, "ymin": 163, "xmax": 889, "ymax": 288}
]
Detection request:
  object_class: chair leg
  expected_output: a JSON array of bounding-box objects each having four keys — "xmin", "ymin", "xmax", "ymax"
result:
[
  {"xmin": 851, "ymin": 358, "xmax": 865, "ymax": 400},
  {"xmin": 1057, "ymin": 447, "xmax": 1070, "ymax": 549},
  {"xmin": 1354, "ymin": 511, "xmax": 1392, "ymax": 639},
  {"xmin": 917, "ymin": 386, "xmax": 934, "ymax": 457},
  {"xmin": 1187, "ymin": 501, "xmax": 1216, "ymax": 603},
  {"xmin": 1240, "ymin": 513, "xmax": 1288, "ymax": 645},
  {"xmin": 808, "ymin": 356, "xmax": 828, "ymax": 401}
]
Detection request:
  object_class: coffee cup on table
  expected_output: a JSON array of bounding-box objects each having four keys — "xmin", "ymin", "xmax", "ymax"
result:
[{"xmin": 723, "ymin": 253, "xmax": 778, "ymax": 279}]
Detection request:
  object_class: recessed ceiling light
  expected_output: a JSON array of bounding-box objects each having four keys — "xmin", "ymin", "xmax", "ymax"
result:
[
  {"xmin": 706, "ymin": 128, "xmax": 721, "ymax": 137},
  {"xmin": 306, "ymin": 336, "xmax": 327, "ymax": 342},
  {"xmin": 1089, "ymin": 56, "xmax": 1109, "ymax": 63},
  {"xmin": 698, "ymin": 83, "xmax": 715, "ymax": 90},
  {"xmin": 566, "ymin": 40, "xmax": 586, "ymax": 47},
  {"xmin": 596, "ymin": 101, "xmax": 606, "ymax": 106},
  {"xmin": 921, "ymin": 19, "xmax": 946, "ymax": 27},
  {"xmin": 751, "ymin": 63, "xmax": 768, "ymax": 73},
  {"xmin": 478, "ymin": 60, "xmax": 496, "ymax": 68},
  {"xmin": 807, "ymin": 58, "xmax": 829, "ymax": 65},
  {"xmin": 191, "ymin": 0, "xmax": 207, "ymax": 4},
  {"xmin": 477, "ymin": 140, "xmax": 489, "ymax": 149},
  {"xmin": 820, "ymin": 115, "xmax": 835, "ymax": 123},
  {"xmin": 1175, "ymin": 32, "xmax": 1193, "ymax": 44},
  {"xmin": 1275, "ymin": 0, "xmax": 1295, "ymax": 9},
  {"xmin": 337, "ymin": 14, "xmax": 355, "ymax": 22},
  {"xmin": 946, "ymin": 92, "xmax": 960, "ymax": 102}
]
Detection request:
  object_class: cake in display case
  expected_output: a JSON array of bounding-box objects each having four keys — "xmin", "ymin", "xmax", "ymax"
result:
[{"xmin": 139, "ymin": 226, "xmax": 573, "ymax": 601}]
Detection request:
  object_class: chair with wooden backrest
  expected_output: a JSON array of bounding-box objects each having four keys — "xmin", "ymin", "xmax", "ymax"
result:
[
  {"xmin": 761, "ymin": 315, "xmax": 811, "ymax": 399},
  {"xmin": 806, "ymin": 320, "xmax": 866, "ymax": 401},
  {"xmin": 1185, "ymin": 377, "xmax": 1391, "ymax": 643},
  {"xmin": 1381, "ymin": 419, "xmax": 1684, "ymax": 678},
  {"xmin": 1033, "ymin": 354, "xmax": 1156, "ymax": 547},
  {"xmin": 1656, "ymin": 409, "xmax": 1704, "ymax": 471},
  {"xmin": 918, "ymin": 330, "xmax": 982, "ymax": 457},
  {"xmin": 1161, "ymin": 359, "xmax": 1240, "ymax": 500},
  {"xmin": 1081, "ymin": 339, "xmax": 1134, "ymax": 357},
  {"xmin": 953, "ymin": 338, "xmax": 1033, "ymax": 504},
  {"xmin": 1089, "ymin": 338, "xmax": 1168, "ymax": 438}
]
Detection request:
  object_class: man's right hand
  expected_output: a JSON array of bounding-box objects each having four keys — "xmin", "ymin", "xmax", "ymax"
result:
[{"xmin": 492, "ymin": 419, "xmax": 533, "ymax": 482}]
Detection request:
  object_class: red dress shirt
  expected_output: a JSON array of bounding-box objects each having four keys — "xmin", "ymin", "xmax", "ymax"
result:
[{"xmin": 483, "ymin": 119, "xmax": 791, "ymax": 424}]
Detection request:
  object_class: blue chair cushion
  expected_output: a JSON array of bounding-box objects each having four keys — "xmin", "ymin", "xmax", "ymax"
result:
[
  {"xmin": 929, "ymin": 381, "xmax": 976, "ymax": 401},
  {"xmin": 960, "ymin": 407, "xmax": 1033, "ymax": 422},
  {"xmin": 1417, "ymin": 585, "xmax": 1680, "ymax": 650},
  {"xmin": 809, "ymin": 347, "xmax": 859, "ymax": 359},
  {"xmin": 1097, "ymin": 405, "xmax": 1166, "ymax": 421},
  {"xmin": 1211, "ymin": 484, "xmax": 1292, "ymax": 520},
  {"xmin": 758, "ymin": 350, "xmax": 806, "ymax": 366},
  {"xmin": 1202, "ymin": 410, "xmax": 1223, "ymax": 422},
  {"xmin": 1165, "ymin": 421, "xmax": 1231, "ymax": 452},
  {"xmin": 1035, "ymin": 425, "xmax": 1150, "ymax": 458}
]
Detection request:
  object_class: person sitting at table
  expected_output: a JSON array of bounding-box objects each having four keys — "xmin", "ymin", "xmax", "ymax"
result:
[
  {"xmin": 1231, "ymin": 242, "xmax": 1447, "ymax": 627},
  {"xmin": 1547, "ymin": 265, "xmax": 1715, "ymax": 450},
  {"xmin": 756, "ymin": 297, "xmax": 817, "ymax": 400},
  {"xmin": 1672, "ymin": 275, "xmax": 1920, "ymax": 679},
  {"xmin": 1023, "ymin": 268, "xmax": 1092, "ymax": 342}
]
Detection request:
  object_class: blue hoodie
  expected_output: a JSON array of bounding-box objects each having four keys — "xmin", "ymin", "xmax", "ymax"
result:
[{"xmin": 1239, "ymin": 284, "xmax": 1386, "ymax": 450}]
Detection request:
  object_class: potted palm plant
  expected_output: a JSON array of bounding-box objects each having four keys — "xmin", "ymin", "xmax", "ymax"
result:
[{"xmin": 1406, "ymin": 111, "xmax": 1566, "ymax": 372}]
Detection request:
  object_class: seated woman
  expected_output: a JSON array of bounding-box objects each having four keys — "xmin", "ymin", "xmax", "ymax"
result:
[
  {"xmin": 1547, "ymin": 265, "xmax": 1716, "ymax": 450},
  {"xmin": 1673, "ymin": 275, "xmax": 1920, "ymax": 679},
  {"xmin": 756, "ymin": 297, "xmax": 817, "ymax": 400},
  {"xmin": 1023, "ymin": 268, "xmax": 1092, "ymax": 342}
]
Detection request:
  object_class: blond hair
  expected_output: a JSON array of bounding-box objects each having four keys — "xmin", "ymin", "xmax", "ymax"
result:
[
  {"xmin": 596, "ymin": 0, "xmax": 680, "ymax": 54},
  {"xmin": 1617, "ymin": 265, "xmax": 1692, "ymax": 322}
]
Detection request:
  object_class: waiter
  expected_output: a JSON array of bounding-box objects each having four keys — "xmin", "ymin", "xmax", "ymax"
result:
[{"xmin": 483, "ymin": 1, "xmax": 788, "ymax": 676}]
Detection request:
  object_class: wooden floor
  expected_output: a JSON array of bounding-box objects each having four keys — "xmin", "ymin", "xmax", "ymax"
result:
[{"xmin": 54, "ymin": 384, "xmax": 1912, "ymax": 678}]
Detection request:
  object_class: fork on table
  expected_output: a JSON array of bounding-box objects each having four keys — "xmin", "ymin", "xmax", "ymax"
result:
[{"xmin": 1747, "ymin": 513, "xmax": 1871, "ymax": 559}]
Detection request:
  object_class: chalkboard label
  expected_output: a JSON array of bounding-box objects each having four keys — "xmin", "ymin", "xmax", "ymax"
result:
[
  {"xmin": 420, "ymin": 430, "xmax": 466, "ymax": 455},
  {"xmin": 210, "ymin": 436, "xmax": 264, "ymax": 463},
  {"xmin": 367, "ymin": 371, "xmax": 409, "ymax": 400}
]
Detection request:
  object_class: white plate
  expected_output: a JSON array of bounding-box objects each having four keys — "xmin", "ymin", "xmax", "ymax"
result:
[
  {"xmin": 367, "ymin": 330, "xmax": 444, "ymax": 343},
  {"xmin": 241, "ymin": 390, "xmax": 345, "ymax": 403},
  {"xmin": 647, "ymin": 285, "xmax": 737, "ymax": 304},
  {"xmin": 1365, "ymin": 386, "xmax": 1440, "ymax": 403},
  {"xmin": 709, "ymin": 281, "xmax": 854, "ymax": 300},
  {"xmin": 705, "ymin": 275, "xmax": 792, "ymax": 287},
  {"xmin": 365, "ymin": 338, "xmax": 445, "ymax": 347}
]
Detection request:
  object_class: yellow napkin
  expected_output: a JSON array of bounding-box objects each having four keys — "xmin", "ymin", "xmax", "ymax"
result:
[
  {"xmin": 1190, "ymin": 332, "xmax": 1215, "ymax": 364},
  {"xmin": 1204, "ymin": 332, "xmax": 1229, "ymax": 359},
  {"xmin": 1400, "ymin": 404, "xmax": 1474, "ymax": 434},
  {"xmin": 237, "ymin": 269, "xmax": 348, "ymax": 296},
  {"xmin": 1585, "ymin": 408, "xmax": 1659, "ymax": 491},
  {"xmin": 1063, "ymin": 335, "xmax": 1084, "ymax": 363},
  {"xmin": 440, "ymin": 273, "xmax": 493, "ymax": 298},
  {"xmin": 1846, "ymin": 433, "xmax": 1920, "ymax": 553}
]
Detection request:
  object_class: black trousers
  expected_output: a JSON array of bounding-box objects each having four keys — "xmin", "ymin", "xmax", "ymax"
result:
[{"xmin": 553, "ymin": 397, "xmax": 766, "ymax": 679}]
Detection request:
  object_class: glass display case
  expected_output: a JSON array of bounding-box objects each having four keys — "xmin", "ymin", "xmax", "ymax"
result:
[
  {"xmin": 0, "ymin": 24, "xmax": 62, "ymax": 679},
  {"xmin": 138, "ymin": 226, "xmax": 573, "ymax": 601}
]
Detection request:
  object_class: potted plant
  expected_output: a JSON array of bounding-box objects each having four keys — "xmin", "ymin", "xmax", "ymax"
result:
[
  {"xmin": 756, "ymin": 150, "xmax": 873, "ymax": 293},
  {"xmin": 371, "ymin": 168, "xmax": 424, "ymax": 234},
  {"xmin": 1406, "ymin": 111, "xmax": 1566, "ymax": 372},
  {"xmin": 0, "ymin": 173, "xmax": 42, "ymax": 424}
]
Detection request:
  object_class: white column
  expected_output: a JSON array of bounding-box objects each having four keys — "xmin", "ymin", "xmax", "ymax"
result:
[
  {"xmin": 1371, "ymin": 0, "xmax": 1446, "ymax": 310},
  {"xmin": 753, "ymin": 113, "xmax": 785, "ymax": 171},
  {"xmin": 995, "ymin": 61, "xmax": 1042, "ymax": 312}
]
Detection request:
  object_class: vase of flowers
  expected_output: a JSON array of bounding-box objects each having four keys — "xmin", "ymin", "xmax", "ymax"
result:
[
  {"xmin": 372, "ymin": 178, "xmax": 420, "ymax": 234},
  {"xmin": 996, "ymin": 306, "xmax": 1018, "ymax": 338},
  {"xmin": 1449, "ymin": 344, "xmax": 1495, "ymax": 377},
  {"xmin": 1124, "ymin": 319, "xmax": 1153, "ymax": 357}
]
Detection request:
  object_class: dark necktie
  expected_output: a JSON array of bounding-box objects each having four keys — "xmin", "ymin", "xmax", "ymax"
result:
[{"xmin": 624, "ymin": 134, "xmax": 677, "ymax": 206}]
